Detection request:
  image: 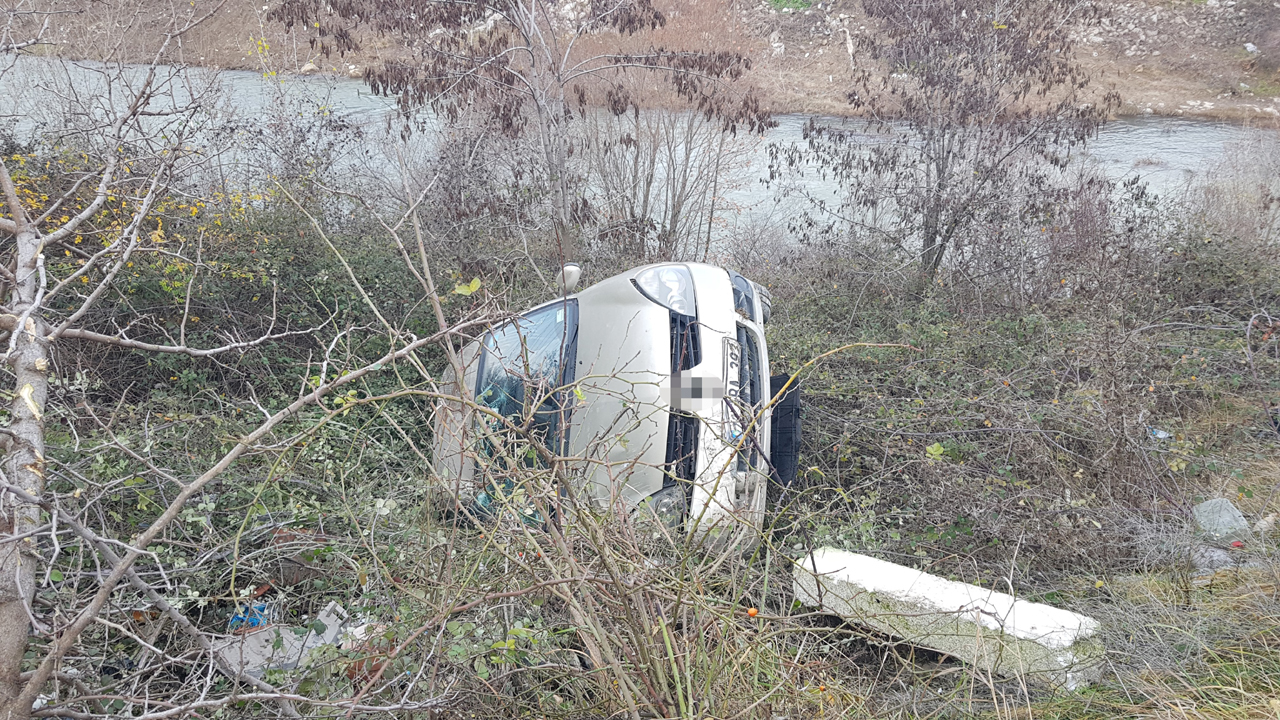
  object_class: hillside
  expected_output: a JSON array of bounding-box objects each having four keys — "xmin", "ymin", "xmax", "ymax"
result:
[{"xmin": 27, "ymin": 0, "xmax": 1280, "ymax": 122}]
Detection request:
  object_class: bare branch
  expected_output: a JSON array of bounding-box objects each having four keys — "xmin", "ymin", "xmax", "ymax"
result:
[
  {"xmin": 11, "ymin": 316, "xmax": 474, "ymax": 713},
  {"xmin": 56, "ymin": 323, "xmax": 326, "ymax": 357}
]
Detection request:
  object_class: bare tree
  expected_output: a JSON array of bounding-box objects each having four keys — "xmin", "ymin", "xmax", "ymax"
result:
[
  {"xmin": 771, "ymin": 0, "xmax": 1118, "ymax": 286},
  {"xmin": 0, "ymin": 1, "xmax": 51, "ymax": 56},
  {"xmin": 0, "ymin": 5, "xmax": 296, "ymax": 717},
  {"xmin": 580, "ymin": 102, "xmax": 750, "ymax": 263},
  {"xmin": 269, "ymin": 0, "xmax": 771, "ymax": 261},
  {"xmin": 0, "ymin": 7, "xmax": 513, "ymax": 714}
]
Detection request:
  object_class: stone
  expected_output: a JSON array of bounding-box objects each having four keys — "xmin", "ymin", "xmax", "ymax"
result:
[
  {"xmin": 794, "ymin": 548, "xmax": 1103, "ymax": 690},
  {"xmin": 1193, "ymin": 498, "xmax": 1252, "ymax": 547},
  {"xmin": 1253, "ymin": 513, "xmax": 1277, "ymax": 538},
  {"xmin": 298, "ymin": 62, "xmax": 320, "ymax": 75},
  {"xmin": 1190, "ymin": 543, "xmax": 1233, "ymax": 570}
]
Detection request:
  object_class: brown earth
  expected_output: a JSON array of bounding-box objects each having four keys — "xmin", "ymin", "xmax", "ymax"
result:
[
  {"xmin": 24, "ymin": 0, "xmax": 1280, "ymax": 125},
  {"xmin": 742, "ymin": 0, "xmax": 1280, "ymax": 124}
]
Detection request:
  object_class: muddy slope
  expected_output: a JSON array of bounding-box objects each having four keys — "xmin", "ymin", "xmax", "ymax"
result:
[{"xmin": 25, "ymin": 0, "xmax": 1280, "ymax": 123}]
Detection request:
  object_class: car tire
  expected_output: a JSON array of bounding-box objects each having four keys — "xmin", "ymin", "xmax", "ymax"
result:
[
  {"xmin": 639, "ymin": 482, "xmax": 686, "ymax": 530},
  {"xmin": 634, "ymin": 482, "xmax": 687, "ymax": 554},
  {"xmin": 768, "ymin": 375, "xmax": 802, "ymax": 492}
]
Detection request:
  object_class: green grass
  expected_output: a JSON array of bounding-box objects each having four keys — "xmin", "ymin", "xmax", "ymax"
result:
[{"xmin": 1247, "ymin": 78, "xmax": 1280, "ymax": 98}]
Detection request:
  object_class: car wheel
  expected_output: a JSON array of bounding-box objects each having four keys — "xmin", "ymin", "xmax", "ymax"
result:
[{"xmin": 635, "ymin": 483, "xmax": 687, "ymax": 549}]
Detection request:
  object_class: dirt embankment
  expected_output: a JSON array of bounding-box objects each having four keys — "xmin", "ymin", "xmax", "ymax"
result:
[
  {"xmin": 742, "ymin": 0, "xmax": 1280, "ymax": 123},
  {"xmin": 26, "ymin": 0, "xmax": 1280, "ymax": 124}
]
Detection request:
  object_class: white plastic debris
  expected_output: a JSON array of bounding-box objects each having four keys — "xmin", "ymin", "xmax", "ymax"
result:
[
  {"xmin": 794, "ymin": 548, "xmax": 1104, "ymax": 690},
  {"xmin": 214, "ymin": 601, "xmax": 350, "ymax": 677}
]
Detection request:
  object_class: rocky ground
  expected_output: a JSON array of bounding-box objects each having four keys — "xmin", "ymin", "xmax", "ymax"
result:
[
  {"xmin": 742, "ymin": 0, "xmax": 1280, "ymax": 122},
  {"xmin": 28, "ymin": 0, "xmax": 1280, "ymax": 123}
]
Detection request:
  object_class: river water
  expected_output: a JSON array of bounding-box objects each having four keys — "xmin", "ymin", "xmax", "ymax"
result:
[
  {"xmin": 204, "ymin": 69, "xmax": 1278, "ymax": 231},
  {"xmin": 4, "ymin": 59, "xmax": 1276, "ymax": 227},
  {"xmin": 219, "ymin": 71, "xmax": 1269, "ymax": 178}
]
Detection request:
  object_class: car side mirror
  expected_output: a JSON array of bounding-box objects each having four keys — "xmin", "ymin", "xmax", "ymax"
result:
[{"xmin": 555, "ymin": 263, "xmax": 582, "ymax": 294}]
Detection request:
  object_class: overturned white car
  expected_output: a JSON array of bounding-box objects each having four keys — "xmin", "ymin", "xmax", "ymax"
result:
[{"xmin": 431, "ymin": 263, "xmax": 800, "ymax": 548}]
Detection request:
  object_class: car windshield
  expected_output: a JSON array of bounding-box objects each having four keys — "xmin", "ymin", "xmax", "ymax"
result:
[{"xmin": 476, "ymin": 300, "xmax": 579, "ymax": 450}]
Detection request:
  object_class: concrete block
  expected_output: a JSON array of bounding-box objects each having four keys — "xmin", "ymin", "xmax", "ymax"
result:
[
  {"xmin": 794, "ymin": 548, "xmax": 1103, "ymax": 690},
  {"xmin": 1193, "ymin": 498, "xmax": 1252, "ymax": 547}
]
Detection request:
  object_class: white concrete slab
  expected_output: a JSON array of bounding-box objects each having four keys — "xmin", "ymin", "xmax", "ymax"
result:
[{"xmin": 794, "ymin": 548, "xmax": 1103, "ymax": 690}]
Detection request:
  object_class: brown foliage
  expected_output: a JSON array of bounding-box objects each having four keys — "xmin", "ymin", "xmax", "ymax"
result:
[{"xmin": 774, "ymin": 0, "xmax": 1120, "ymax": 280}]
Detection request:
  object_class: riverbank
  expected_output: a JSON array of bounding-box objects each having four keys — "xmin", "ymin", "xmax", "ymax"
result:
[
  {"xmin": 23, "ymin": 0, "xmax": 1280, "ymax": 125},
  {"xmin": 754, "ymin": 0, "xmax": 1280, "ymax": 124}
]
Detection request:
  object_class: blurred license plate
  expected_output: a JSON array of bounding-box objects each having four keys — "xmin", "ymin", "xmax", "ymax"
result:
[{"xmin": 723, "ymin": 337, "xmax": 742, "ymax": 402}]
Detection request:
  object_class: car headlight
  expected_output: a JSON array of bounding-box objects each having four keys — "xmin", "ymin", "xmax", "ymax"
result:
[{"xmin": 633, "ymin": 265, "xmax": 697, "ymax": 317}]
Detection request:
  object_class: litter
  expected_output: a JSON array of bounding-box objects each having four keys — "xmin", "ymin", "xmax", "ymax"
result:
[{"xmin": 214, "ymin": 601, "xmax": 351, "ymax": 677}]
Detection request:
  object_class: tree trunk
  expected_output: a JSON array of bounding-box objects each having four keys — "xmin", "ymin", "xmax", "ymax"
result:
[
  {"xmin": 915, "ymin": 195, "xmax": 943, "ymax": 294},
  {"xmin": 537, "ymin": 101, "xmax": 576, "ymax": 263},
  {"xmin": 915, "ymin": 144, "xmax": 949, "ymax": 292},
  {"xmin": 0, "ymin": 183, "xmax": 48, "ymax": 720}
]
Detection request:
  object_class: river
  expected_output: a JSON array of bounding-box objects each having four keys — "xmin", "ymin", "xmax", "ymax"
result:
[
  {"xmin": 213, "ymin": 70, "xmax": 1268, "ymax": 181},
  {"xmin": 4, "ymin": 59, "xmax": 1276, "ymax": 231},
  {"xmin": 204, "ymin": 69, "xmax": 1277, "ymax": 229}
]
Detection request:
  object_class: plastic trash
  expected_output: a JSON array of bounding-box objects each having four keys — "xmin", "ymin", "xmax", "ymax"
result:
[
  {"xmin": 215, "ymin": 601, "xmax": 351, "ymax": 677},
  {"xmin": 227, "ymin": 603, "xmax": 274, "ymax": 634}
]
